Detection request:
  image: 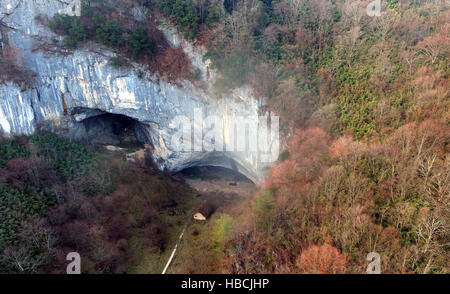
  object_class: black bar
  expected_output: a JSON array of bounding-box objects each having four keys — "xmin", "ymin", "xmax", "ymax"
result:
[{"xmin": 0, "ymin": 274, "xmax": 447, "ymax": 293}]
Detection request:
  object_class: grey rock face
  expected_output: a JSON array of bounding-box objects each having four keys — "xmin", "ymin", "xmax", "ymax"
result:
[{"xmin": 0, "ymin": 0, "xmax": 271, "ymax": 183}]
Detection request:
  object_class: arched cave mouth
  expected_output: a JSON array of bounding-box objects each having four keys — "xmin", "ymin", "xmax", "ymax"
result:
[
  {"xmin": 79, "ymin": 112, "xmax": 144, "ymax": 148},
  {"xmin": 177, "ymin": 165, "xmax": 257, "ymax": 197},
  {"xmin": 75, "ymin": 111, "xmax": 258, "ymax": 186},
  {"xmin": 179, "ymin": 165, "xmax": 254, "ymax": 184},
  {"xmin": 174, "ymin": 152, "xmax": 260, "ymax": 186}
]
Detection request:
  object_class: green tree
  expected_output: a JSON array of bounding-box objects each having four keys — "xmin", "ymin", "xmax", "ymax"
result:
[
  {"xmin": 156, "ymin": 0, "xmax": 176, "ymax": 15},
  {"xmin": 156, "ymin": 0, "xmax": 200, "ymax": 39},
  {"xmin": 50, "ymin": 15, "xmax": 87, "ymax": 48},
  {"xmin": 254, "ymin": 189, "xmax": 275, "ymax": 230},
  {"xmin": 205, "ymin": 1, "xmax": 221, "ymax": 26},
  {"xmin": 137, "ymin": 0, "xmax": 151, "ymax": 7},
  {"xmin": 0, "ymin": 139, "xmax": 29, "ymax": 168},
  {"xmin": 49, "ymin": 14, "xmax": 76, "ymax": 34},
  {"xmin": 214, "ymin": 49, "xmax": 251, "ymax": 93},
  {"xmin": 30, "ymin": 133, "xmax": 95, "ymax": 180},
  {"xmin": 212, "ymin": 214, "xmax": 233, "ymax": 252},
  {"xmin": 129, "ymin": 27, "xmax": 154, "ymax": 58},
  {"xmin": 96, "ymin": 20, "xmax": 124, "ymax": 47},
  {"xmin": 173, "ymin": 0, "xmax": 199, "ymax": 39}
]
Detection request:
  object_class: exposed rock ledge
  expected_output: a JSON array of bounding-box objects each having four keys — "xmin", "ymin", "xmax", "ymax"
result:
[{"xmin": 0, "ymin": 0, "xmax": 275, "ymax": 183}]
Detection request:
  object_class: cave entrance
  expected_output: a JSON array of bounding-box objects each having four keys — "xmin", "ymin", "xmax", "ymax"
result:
[
  {"xmin": 76, "ymin": 112, "xmax": 259, "ymax": 194},
  {"xmin": 180, "ymin": 166, "xmax": 253, "ymax": 183},
  {"xmin": 178, "ymin": 165, "xmax": 257, "ymax": 199},
  {"xmin": 81, "ymin": 113, "xmax": 143, "ymax": 148}
]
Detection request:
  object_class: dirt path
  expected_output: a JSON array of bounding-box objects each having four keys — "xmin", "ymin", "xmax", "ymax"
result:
[{"xmin": 161, "ymin": 166, "xmax": 258, "ymax": 273}]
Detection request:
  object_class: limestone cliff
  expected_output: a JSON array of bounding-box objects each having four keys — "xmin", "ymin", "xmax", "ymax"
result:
[{"xmin": 0, "ymin": 0, "xmax": 274, "ymax": 183}]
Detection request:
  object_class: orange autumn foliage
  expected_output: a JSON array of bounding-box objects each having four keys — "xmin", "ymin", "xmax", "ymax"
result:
[
  {"xmin": 265, "ymin": 159, "xmax": 298, "ymax": 187},
  {"xmin": 296, "ymin": 242, "xmax": 348, "ymax": 274},
  {"xmin": 265, "ymin": 127, "xmax": 330, "ymax": 187},
  {"xmin": 413, "ymin": 34, "xmax": 450, "ymax": 65},
  {"xmin": 288, "ymin": 127, "xmax": 330, "ymax": 156},
  {"xmin": 329, "ymin": 135, "xmax": 366, "ymax": 158}
]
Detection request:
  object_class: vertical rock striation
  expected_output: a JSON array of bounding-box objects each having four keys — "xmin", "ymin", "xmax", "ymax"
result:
[{"xmin": 0, "ymin": 0, "xmax": 273, "ymax": 183}]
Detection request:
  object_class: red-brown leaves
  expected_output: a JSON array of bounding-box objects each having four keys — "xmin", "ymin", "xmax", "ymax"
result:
[
  {"xmin": 265, "ymin": 159, "xmax": 298, "ymax": 187},
  {"xmin": 296, "ymin": 241, "xmax": 348, "ymax": 274},
  {"xmin": 413, "ymin": 34, "xmax": 450, "ymax": 65},
  {"xmin": 265, "ymin": 127, "xmax": 330, "ymax": 187},
  {"xmin": 0, "ymin": 45, "xmax": 34, "ymax": 87}
]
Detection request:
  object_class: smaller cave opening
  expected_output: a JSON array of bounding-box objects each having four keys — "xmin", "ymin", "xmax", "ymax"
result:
[{"xmin": 80, "ymin": 113, "xmax": 144, "ymax": 148}]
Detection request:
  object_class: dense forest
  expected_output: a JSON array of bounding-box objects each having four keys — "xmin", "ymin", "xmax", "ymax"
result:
[
  {"xmin": 204, "ymin": 0, "xmax": 449, "ymax": 273},
  {"xmin": 0, "ymin": 133, "xmax": 199, "ymax": 273},
  {"xmin": 0, "ymin": 0, "xmax": 449, "ymax": 273}
]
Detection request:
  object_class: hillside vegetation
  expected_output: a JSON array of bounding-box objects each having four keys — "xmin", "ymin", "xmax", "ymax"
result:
[
  {"xmin": 193, "ymin": 0, "xmax": 448, "ymax": 273},
  {"xmin": 139, "ymin": 0, "xmax": 449, "ymax": 273},
  {"xmin": 143, "ymin": 0, "xmax": 449, "ymax": 274},
  {"xmin": 0, "ymin": 0, "xmax": 448, "ymax": 274},
  {"xmin": 0, "ymin": 134, "xmax": 197, "ymax": 273}
]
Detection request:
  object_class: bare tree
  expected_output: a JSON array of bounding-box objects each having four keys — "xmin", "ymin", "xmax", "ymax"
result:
[
  {"xmin": 416, "ymin": 216, "xmax": 445, "ymax": 274},
  {"xmin": 2, "ymin": 246, "xmax": 45, "ymax": 273},
  {"xmin": 413, "ymin": 35, "xmax": 450, "ymax": 65}
]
